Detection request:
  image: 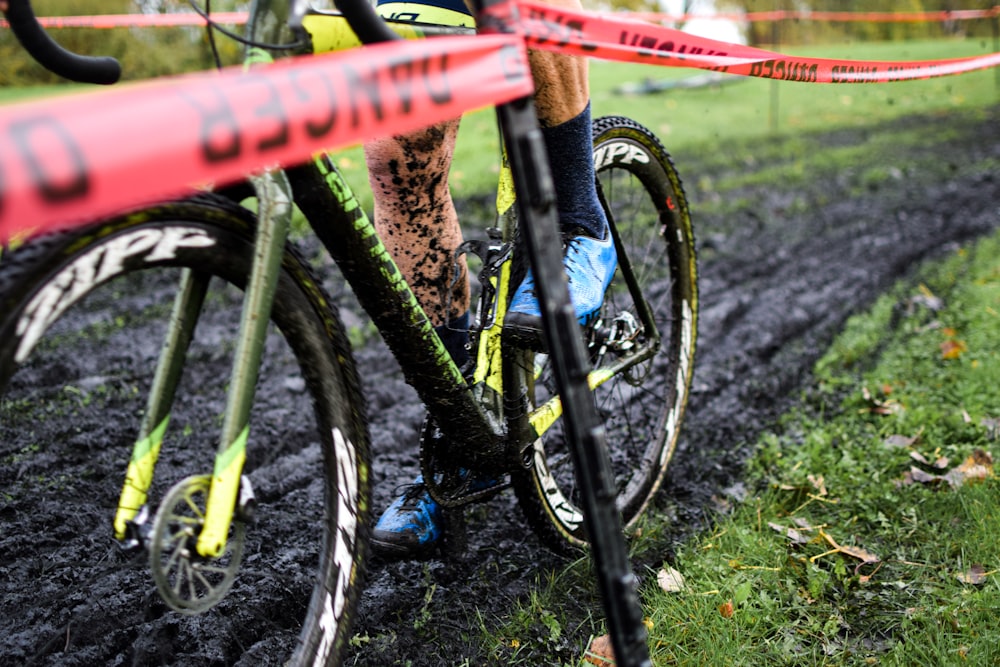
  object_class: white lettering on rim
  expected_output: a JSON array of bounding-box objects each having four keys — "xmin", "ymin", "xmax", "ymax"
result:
[
  {"xmin": 594, "ymin": 141, "xmax": 650, "ymax": 171},
  {"xmin": 314, "ymin": 426, "xmax": 360, "ymax": 665},
  {"xmin": 14, "ymin": 227, "xmax": 215, "ymax": 363}
]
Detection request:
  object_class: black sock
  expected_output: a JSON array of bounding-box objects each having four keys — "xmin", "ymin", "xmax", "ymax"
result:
[
  {"xmin": 540, "ymin": 102, "xmax": 608, "ymax": 239},
  {"xmin": 434, "ymin": 311, "xmax": 470, "ymax": 368}
]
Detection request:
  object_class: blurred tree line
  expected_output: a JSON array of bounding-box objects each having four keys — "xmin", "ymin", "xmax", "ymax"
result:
[
  {"xmin": 715, "ymin": 0, "xmax": 1000, "ymax": 45},
  {"xmin": 1, "ymin": 0, "xmax": 245, "ymax": 86}
]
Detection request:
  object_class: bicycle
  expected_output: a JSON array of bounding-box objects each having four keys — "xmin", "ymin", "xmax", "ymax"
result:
[{"xmin": 0, "ymin": 0, "xmax": 697, "ymax": 664}]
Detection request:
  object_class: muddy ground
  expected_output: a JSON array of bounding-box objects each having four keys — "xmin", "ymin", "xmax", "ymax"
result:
[{"xmin": 1, "ymin": 103, "xmax": 998, "ymax": 666}]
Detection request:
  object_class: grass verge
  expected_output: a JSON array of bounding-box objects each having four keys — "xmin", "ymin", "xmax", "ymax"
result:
[{"xmin": 642, "ymin": 230, "xmax": 1000, "ymax": 666}]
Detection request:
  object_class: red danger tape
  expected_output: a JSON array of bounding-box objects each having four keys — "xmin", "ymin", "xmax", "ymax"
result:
[
  {"xmin": 0, "ymin": 34, "xmax": 532, "ymax": 243},
  {"xmin": 5, "ymin": 7, "xmax": 997, "ymax": 29},
  {"xmin": 627, "ymin": 7, "xmax": 1000, "ymax": 24},
  {"xmin": 0, "ymin": 12, "xmax": 247, "ymax": 28},
  {"xmin": 485, "ymin": 0, "xmax": 1000, "ymax": 83}
]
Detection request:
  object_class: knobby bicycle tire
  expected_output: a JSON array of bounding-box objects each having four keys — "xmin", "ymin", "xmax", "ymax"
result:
[
  {"xmin": 0, "ymin": 194, "xmax": 370, "ymax": 666},
  {"xmin": 512, "ymin": 116, "xmax": 698, "ymax": 549}
]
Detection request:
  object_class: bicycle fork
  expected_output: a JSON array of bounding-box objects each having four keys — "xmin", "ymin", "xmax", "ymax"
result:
[{"xmin": 112, "ymin": 172, "xmax": 293, "ymax": 563}]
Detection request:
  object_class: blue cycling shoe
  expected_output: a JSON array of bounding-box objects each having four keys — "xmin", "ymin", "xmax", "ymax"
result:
[
  {"xmin": 371, "ymin": 476, "xmax": 442, "ymax": 558},
  {"xmin": 504, "ymin": 227, "xmax": 618, "ymax": 347},
  {"xmin": 371, "ymin": 472, "xmax": 501, "ymax": 559}
]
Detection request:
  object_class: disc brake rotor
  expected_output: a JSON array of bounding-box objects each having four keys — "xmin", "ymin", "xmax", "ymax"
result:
[{"xmin": 148, "ymin": 474, "xmax": 246, "ymax": 615}]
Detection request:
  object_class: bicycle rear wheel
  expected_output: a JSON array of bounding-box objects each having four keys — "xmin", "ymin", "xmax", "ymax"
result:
[
  {"xmin": 513, "ymin": 116, "xmax": 698, "ymax": 549},
  {"xmin": 0, "ymin": 195, "xmax": 369, "ymax": 666}
]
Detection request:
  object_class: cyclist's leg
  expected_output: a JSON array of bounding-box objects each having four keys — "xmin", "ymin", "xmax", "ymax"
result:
[
  {"xmin": 362, "ymin": 0, "xmax": 487, "ymax": 560},
  {"xmin": 366, "ymin": 0, "xmax": 617, "ymax": 559},
  {"xmin": 365, "ymin": 0, "xmax": 605, "ymax": 361},
  {"xmin": 506, "ymin": 16, "xmax": 619, "ymax": 341},
  {"xmin": 364, "ymin": 120, "xmax": 471, "ymax": 365},
  {"xmin": 364, "ymin": 0, "xmax": 476, "ymax": 369}
]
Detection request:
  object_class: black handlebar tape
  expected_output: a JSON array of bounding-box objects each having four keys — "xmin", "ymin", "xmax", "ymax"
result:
[
  {"xmin": 332, "ymin": 0, "xmax": 400, "ymax": 44},
  {"xmin": 4, "ymin": 0, "xmax": 121, "ymax": 85}
]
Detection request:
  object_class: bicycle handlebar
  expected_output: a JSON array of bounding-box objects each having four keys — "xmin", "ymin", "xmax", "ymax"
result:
[
  {"xmin": 3, "ymin": 0, "xmax": 398, "ymax": 84},
  {"xmin": 2, "ymin": 0, "xmax": 121, "ymax": 85}
]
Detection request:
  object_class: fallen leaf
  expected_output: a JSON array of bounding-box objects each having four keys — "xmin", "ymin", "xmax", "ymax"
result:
[
  {"xmin": 956, "ymin": 564, "xmax": 987, "ymax": 586},
  {"xmin": 870, "ymin": 398, "xmax": 904, "ymax": 416},
  {"xmin": 884, "ymin": 434, "xmax": 917, "ymax": 448},
  {"xmin": 657, "ymin": 566, "xmax": 685, "ymax": 593},
  {"xmin": 584, "ymin": 634, "xmax": 616, "ymax": 665},
  {"xmin": 913, "ymin": 284, "xmax": 944, "ymax": 311},
  {"xmin": 940, "ymin": 338, "xmax": 967, "ymax": 360},
  {"xmin": 971, "ymin": 449, "xmax": 992, "ymax": 465},
  {"xmin": 900, "ymin": 450, "xmax": 993, "ymax": 489},
  {"xmin": 807, "ymin": 474, "xmax": 827, "ymax": 496},
  {"xmin": 943, "ymin": 449, "xmax": 993, "ymax": 487},
  {"xmin": 902, "ymin": 466, "xmax": 946, "ymax": 486},
  {"xmin": 768, "ymin": 521, "xmax": 810, "ymax": 545},
  {"xmin": 910, "ymin": 451, "xmax": 949, "ymax": 470},
  {"xmin": 836, "ymin": 543, "xmax": 881, "ymax": 565},
  {"xmin": 718, "ymin": 600, "xmax": 734, "ymax": 619},
  {"xmin": 981, "ymin": 416, "xmax": 1000, "ymax": 440},
  {"xmin": 812, "ymin": 530, "xmax": 881, "ymax": 570}
]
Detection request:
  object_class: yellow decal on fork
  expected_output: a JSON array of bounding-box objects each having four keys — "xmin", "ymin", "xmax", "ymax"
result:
[
  {"xmin": 196, "ymin": 425, "xmax": 249, "ymax": 558},
  {"xmin": 113, "ymin": 416, "xmax": 170, "ymax": 539}
]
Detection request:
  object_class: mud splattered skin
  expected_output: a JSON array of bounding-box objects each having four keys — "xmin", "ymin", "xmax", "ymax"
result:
[{"xmin": 365, "ymin": 120, "xmax": 469, "ymax": 326}]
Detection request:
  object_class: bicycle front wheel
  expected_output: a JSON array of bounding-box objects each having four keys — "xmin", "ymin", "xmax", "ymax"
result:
[
  {"xmin": 513, "ymin": 116, "xmax": 698, "ymax": 549},
  {"xmin": 0, "ymin": 195, "xmax": 369, "ymax": 666}
]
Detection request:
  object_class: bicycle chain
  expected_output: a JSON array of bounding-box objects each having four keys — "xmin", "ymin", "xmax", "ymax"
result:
[{"xmin": 418, "ymin": 418, "xmax": 509, "ymax": 509}]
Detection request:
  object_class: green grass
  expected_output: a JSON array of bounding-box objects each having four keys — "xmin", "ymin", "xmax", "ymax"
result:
[
  {"xmin": 640, "ymin": 231, "xmax": 1000, "ymax": 666},
  {"xmin": 478, "ymin": 219, "xmax": 1000, "ymax": 667}
]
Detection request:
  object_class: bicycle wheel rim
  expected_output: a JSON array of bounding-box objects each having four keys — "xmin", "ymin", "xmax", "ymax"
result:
[{"xmin": 514, "ymin": 116, "xmax": 698, "ymax": 548}]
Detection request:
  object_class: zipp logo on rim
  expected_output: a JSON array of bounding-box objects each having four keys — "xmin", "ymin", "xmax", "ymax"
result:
[
  {"xmin": 314, "ymin": 426, "xmax": 361, "ymax": 666},
  {"xmin": 15, "ymin": 227, "xmax": 215, "ymax": 362},
  {"xmin": 594, "ymin": 141, "xmax": 650, "ymax": 170}
]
